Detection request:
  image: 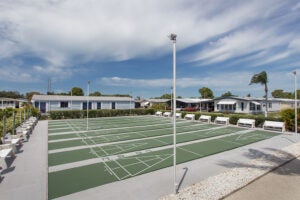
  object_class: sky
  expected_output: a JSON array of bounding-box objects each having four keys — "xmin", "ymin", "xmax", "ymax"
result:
[{"xmin": 0, "ymin": 0, "xmax": 300, "ymax": 99}]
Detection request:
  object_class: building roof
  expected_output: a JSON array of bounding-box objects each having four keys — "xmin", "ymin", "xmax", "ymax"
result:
[
  {"xmin": 143, "ymin": 99, "xmax": 170, "ymax": 103},
  {"xmin": 31, "ymin": 94, "xmax": 133, "ymax": 102},
  {"xmin": 0, "ymin": 97, "xmax": 28, "ymax": 102},
  {"xmin": 214, "ymin": 96, "xmax": 300, "ymax": 103},
  {"xmin": 175, "ymin": 98, "xmax": 213, "ymax": 103}
]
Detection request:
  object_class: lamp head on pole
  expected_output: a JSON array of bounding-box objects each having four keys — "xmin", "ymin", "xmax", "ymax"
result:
[{"xmin": 168, "ymin": 33, "xmax": 177, "ymax": 42}]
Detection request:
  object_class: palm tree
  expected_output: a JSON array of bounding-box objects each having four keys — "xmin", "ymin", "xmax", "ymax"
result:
[{"xmin": 249, "ymin": 71, "xmax": 269, "ymax": 117}]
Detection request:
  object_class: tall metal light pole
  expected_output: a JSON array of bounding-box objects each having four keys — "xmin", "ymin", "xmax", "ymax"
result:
[
  {"xmin": 87, "ymin": 80, "xmax": 90, "ymax": 130},
  {"xmin": 130, "ymin": 91, "xmax": 132, "ymax": 116},
  {"xmin": 71, "ymin": 90, "xmax": 73, "ymax": 111},
  {"xmin": 170, "ymin": 86, "xmax": 173, "ymax": 112},
  {"xmin": 293, "ymin": 71, "xmax": 297, "ymax": 135},
  {"xmin": 169, "ymin": 33, "xmax": 177, "ymax": 194}
]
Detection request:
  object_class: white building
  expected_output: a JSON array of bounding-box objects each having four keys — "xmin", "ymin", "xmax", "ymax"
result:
[
  {"xmin": 214, "ymin": 96, "xmax": 300, "ymax": 114},
  {"xmin": 140, "ymin": 99, "xmax": 169, "ymax": 108},
  {"xmin": 0, "ymin": 97, "xmax": 27, "ymax": 109},
  {"xmin": 31, "ymin": 95, "xmax": 134, "ymax": 113}
]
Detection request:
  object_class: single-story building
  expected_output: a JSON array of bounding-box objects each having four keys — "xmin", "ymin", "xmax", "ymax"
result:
[
  {"xmin": 31, "ymin": 94, "xmax": 134, "ymax": 113},
  {"xmin": 0, "ymin": 97, "xmax": 27, "ymax": 109},
  {"xmin": 214, "ymin": 96, "xmax": 300, "ymax": 114},
  {"xmin": 140, "ymin": 99, "xmax": 169, "ymax": 108},
  {"xmin": 166, "ymin": 98, "xmax": 213, "ymax": 111}
]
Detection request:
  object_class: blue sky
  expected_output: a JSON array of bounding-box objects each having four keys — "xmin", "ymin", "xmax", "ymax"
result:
[{"xmin": 0, "ymin": 0, "xmax": 300, "ymax": 98}]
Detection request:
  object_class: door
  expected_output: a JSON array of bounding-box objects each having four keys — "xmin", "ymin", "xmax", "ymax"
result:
[{"xmin": 40, "ymin": 102, "xmax": 46, "ymax": 113}]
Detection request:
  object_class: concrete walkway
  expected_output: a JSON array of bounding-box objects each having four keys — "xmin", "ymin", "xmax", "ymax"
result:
[
  {"xmin": 0, "ymin": 120, "xmax": 48, "ymax": 200},
  {"xmin": 225, "ymin": 156, "xmax": 300, "ymax": 200}
]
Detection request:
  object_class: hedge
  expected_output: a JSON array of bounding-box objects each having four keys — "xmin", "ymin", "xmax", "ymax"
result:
[{"xmin": 48, "ymin": 108, "xmax": 155, "ymax": 120}]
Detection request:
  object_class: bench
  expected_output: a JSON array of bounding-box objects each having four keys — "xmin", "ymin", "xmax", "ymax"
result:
[
  {"xmin": 199, "ymin": 115, "xmax": 211, "ymax": 124},
  {"xmin": 16, "ymin": 128, "xmax": 29, "ymax": 141},
  {"xmin": 175, "ymin": 113, "xmax": 182, "ymax": 119},
  {"xmin": 237, "ymin": 118, "xmax": 255, "ymax": 128},
  {"xmin": 263, "ymin": 121, "xmax": 285, "ymax": 132},
  {"xmin": 0, "ymin": 144, "xmax": 15, "ymax": 169},
  {"xmin": 163, "ymin": 112, "xmax": 172, "ymax": 117},
  {"xmin": 4, "ymin": 134, "xmax": 21, "ymax": 153},
  {"xmin": 215, "ymin": 117, "xmax": 229, "ymax": 125},
  {"xmin": 184, "ymin": 114, "xmax": 195, "ymax": 120},
  {"xmin": 155, "ymin": 111, "xmax": 163, "ymax": 117}
]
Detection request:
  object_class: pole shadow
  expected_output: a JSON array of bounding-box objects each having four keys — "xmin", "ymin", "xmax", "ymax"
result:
[{"xmin": 176, "ymin": 167, "xmax": 188, "ymax": 193}]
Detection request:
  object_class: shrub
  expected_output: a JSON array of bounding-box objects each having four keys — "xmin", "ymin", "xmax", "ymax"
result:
[
  {"xmin": 280, "ymin": 108, "xmax": 300, "ymax": 132},
  {"xmin": 229, "ymin": 115, "xmax": 239, "ymax": 125},
  {"xmin": 48, "ymin": 108, "xmax": 155, "ymax": 120}
]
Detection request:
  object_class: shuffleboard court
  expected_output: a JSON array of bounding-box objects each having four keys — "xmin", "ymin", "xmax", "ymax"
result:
[{"xmin": 48, "ymin": 116, "xmax": 279, "ymax": 199}]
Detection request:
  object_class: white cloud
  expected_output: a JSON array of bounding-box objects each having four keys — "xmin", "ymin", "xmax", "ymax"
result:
[
  {"xmin": 99, "ymin": 70, "xmax": 296, "ymax": 98},
  {"xmin": 292, "ymin": 2, "xmax": 300, "ymax": 11},
  {"xmin": 99, "ymin": 72, "xmax": 252, "ymax": 90},
  {"xmin": 0, "ymin": 66, "xmax": 40, "ymax": 82},
  {"xmin": 0, "ymin": 0, "xmax": 291, "ymax": 66},
  {"xmin": 0, "ymin": 0, "xmax": 299, "ymax": 95},
  {"xmin": 100, "ymin": 77, "xmax": 171, "ymax": 87},
  {"xmin": 188, "ymin": 25, "xmax": 293, "ymax": 65}
]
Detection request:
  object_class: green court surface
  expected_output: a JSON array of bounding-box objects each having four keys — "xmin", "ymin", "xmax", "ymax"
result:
[{"xmin": 48, "ymin": 116, "xmax": 279, "ymax": 199}]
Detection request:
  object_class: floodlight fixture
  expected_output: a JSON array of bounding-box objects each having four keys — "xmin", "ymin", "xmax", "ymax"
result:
[{"xmin": 169, "ymin": 33, "xmax": 177, "ymax": 42}]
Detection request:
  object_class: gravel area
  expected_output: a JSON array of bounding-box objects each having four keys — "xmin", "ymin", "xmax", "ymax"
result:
[{"xmin": 160, "ymin": 138, "xmax": 300, "ymax": 200}]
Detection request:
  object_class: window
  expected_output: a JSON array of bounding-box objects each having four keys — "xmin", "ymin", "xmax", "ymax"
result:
[
  {"xmin": 60, "ymin": 101, "xmax": 68, "ymax": 108},
  {"xmin": 250, "ymin": 103, "xmax": 255, "ymax": 111},
  {"xmin": 82, "ymin": 102, "xmax": 92, "ymax": 110},
  {"xmin": 257, "ymin": 105, "xmax": 261, "ymax": 110},
  {"xmin": 112, "ymin": 102, "xmax": 116, "ymax": 109},
  {"xmin": 217, "ymin": 104, "xmax": 219, "ymax": 110},
  {"xmin": 97, "ymin": 102, "xmax": 101, "ymax": 109},
  {"xmin": 269, "ymin": 103, "xmax": 272, "ymax": 108},
  {"xmin": 241, "ymin": 102, "xmax": 244, "ymax": 111}
]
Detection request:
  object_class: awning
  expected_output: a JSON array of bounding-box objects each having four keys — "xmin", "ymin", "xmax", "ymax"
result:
[
  {"xmin": 217, "ymin": 100, "xmax": 236, "ymax": 105},
  {"xmin": 251, "ymin": 101, "xmax": 260, "ymax": 105}
]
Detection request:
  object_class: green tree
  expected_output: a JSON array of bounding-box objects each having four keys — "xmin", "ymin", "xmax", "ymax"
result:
[
  {"xmin": 0, "ymin": 91, "xmax": 24, "ymax": 99},
  {"xmin": 249, "ymin": 71, "xmax": 269, "ymax": 116},
  {"xmin": 221, "ymin": 91, "xmax": 233, "ymax": 97},
  {"xmin": 199, "ymin": 87, "xmax": 214, "ymax": 98},
  {"xmin": 271, "ymin": 89, "xmax": 293, "ymax": 98},
  {"xmin": 26, "ymin": 91, "xmax": 41, "ymax": 101},
  {"xmin": 71, "ymin": 87, "xmax": 84, "ymax": 96},
  {"xmin": 160, "ymin": 93, "xmax": 172, "ymax": 99},
  {"xmin": 90, "ymin": 91, "xmax": 101, "ymax": 96}
]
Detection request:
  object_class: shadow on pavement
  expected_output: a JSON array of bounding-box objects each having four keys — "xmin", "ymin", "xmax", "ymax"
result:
[{"xmin": 217, "ymin": 147, "xmax": 300, "ymax": 176}]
